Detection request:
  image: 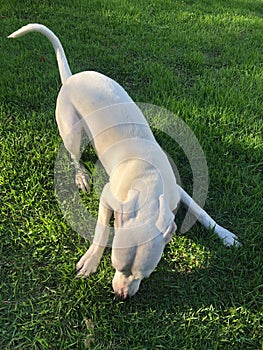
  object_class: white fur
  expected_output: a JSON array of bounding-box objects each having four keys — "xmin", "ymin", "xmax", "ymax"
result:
[{"xmin": 9, "ymin": 24, "xmax": 241, "ymax": 299}]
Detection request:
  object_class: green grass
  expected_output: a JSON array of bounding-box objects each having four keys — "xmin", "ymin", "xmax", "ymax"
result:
[{"xmin": 1, "ymin": 0, "xmax": 263, "ymax": 348}]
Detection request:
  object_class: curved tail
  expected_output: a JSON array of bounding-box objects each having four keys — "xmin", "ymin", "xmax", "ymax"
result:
[{"xmin": 8, "ymin": 23, "xmax": 72, "ymax": 85}]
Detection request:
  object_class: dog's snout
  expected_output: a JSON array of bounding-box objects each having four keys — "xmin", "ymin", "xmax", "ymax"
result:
[
  {"xmin": 112, "ymin": 271, "xmax": 142, "ymax": 299},
  {"xmin": 115, "ymin": 288, "xmax": 129, "ymax": 300}
]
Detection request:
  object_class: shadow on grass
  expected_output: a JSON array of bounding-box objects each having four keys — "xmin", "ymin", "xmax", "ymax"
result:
[{"xmin": 74, "ymin": 232, "xmax": 262, "ymax": 348}]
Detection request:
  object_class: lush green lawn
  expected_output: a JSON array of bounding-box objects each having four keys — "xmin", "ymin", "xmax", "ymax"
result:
[{"xmin": 1, "ymin": 0, "xmax": 263, "ymax": 349}]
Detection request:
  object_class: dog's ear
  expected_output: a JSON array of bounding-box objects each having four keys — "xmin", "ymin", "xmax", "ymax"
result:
[
  {"xmin": 156, "ymin": 194, "xmax": 176, "ymax": 243},
  {"xmin": 100, "ymin": 183, "xmax": 138, "ymax": 210},
  {"xmin": 163, "ymin": 221, "xmax": 177, "ymax": 244},
  {"xmin": 119, "ymin": 188, "xmax": 139, "ymax": 223},
  {"xmin": 101, "ymin": 183, "xmax": 139, "ymax": 228}
]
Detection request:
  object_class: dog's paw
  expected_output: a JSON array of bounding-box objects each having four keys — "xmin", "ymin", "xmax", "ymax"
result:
[
  {"xmin": 75, "ymin": 169, "xmax": 90, "ymax": 192},
  {"xmin": 215, "ymin": 225, "xmax": 242, "ymax": 247},
  {"xmin": 76, "ymin": 245, "xmax": 103, "ymax": 277}
]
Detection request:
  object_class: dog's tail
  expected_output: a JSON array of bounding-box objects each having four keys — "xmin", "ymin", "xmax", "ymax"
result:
[
  {"xmin": 8, "ymin": 23, "xmax": 72, "ymax": 85},
  {"xmin": 178, "ymin": 185, "xmax": 241, "ymax": 247}
]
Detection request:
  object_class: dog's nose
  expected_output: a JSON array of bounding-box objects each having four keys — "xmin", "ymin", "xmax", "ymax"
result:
[{"xmin": 115, "ymin": 288, "xmax": 128, "ymax": 300}]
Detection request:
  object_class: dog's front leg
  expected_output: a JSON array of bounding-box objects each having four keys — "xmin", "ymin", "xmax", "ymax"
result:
[{"xmin": 76, "ymin": 199, "xmax": 112, "ymax": 277}]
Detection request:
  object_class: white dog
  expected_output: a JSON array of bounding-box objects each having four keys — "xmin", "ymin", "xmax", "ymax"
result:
[{"xmin": 9, "ymin": 24, "xmax": 241, "ymax": 299}]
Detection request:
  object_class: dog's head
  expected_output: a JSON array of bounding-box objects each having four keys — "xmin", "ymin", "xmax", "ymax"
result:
[
  {"xmin": 112, "ymin": 219, "xmax": 176, "ymax": 299},
  {"xmin": 102, "ymin": 185, "xmax": 176, "ymax": 299}
]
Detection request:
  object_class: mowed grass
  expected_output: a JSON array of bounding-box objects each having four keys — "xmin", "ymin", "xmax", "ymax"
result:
[{"xmin": 1, "ymin": 0, "xmax": 263, "ymax": 349}]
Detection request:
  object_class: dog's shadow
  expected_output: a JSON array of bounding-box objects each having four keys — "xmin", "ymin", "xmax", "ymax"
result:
[{"xmin": 128, "ymin": 232, "xmax": 245, "ymax": 310}]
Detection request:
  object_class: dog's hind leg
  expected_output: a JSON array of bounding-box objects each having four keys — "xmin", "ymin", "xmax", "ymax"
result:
[{"xmin": 56, "ymin": 95, "xmax": 90, "ymax": 191}]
